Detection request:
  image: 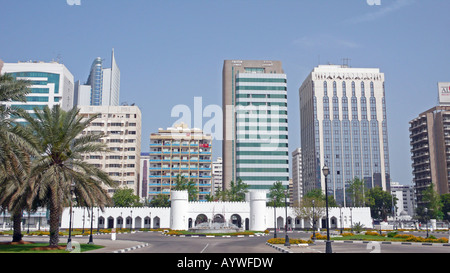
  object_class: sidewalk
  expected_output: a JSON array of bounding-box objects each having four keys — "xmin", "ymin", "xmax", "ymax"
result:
[{"xmin": 0, "ymin": 235, "xmax": 149, "ymax": 253}]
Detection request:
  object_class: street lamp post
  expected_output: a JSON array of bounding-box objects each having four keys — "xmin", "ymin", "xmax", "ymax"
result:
[
  {"xmin": 322, "ymin": 165, "xmax": 332, "ymax": 253},
  {"xmin": 284, "ymin": 190, "xmax": 290, "ymax": 246},
  {"xmin": 424, "ymin": 208, "xmax": 429, "ymax": 238},
  {"xmin": 65, "ymin": 183, "xmax": 75, "ymax": 251},
  {"xmin": 88, "ymin": 206, "xmax": 94, "ymax": 244},
  {"xmin": 273, "ymin": 197, "xmax": 277, "ymax": 239},
  {"xmin": 312, "ymin": 199, "xmax": 316, "ymax": 241},
  {"xmin": 350, "ymin": 207, "xmax": 353, "ymax": 233},
  {"xmin": 339, "ymin": 205, "xmax": 343, "ymax": 234}
]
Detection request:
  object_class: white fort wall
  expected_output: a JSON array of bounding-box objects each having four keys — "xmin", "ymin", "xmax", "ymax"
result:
[{"xmin": 60, "ymin": 191, "xmax": 373, "ymax": 230}]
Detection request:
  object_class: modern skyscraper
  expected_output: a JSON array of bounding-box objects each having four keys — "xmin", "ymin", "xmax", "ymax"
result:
[
  {"xmin": 222, "ymin": 60, "xmax": 290, "ymax": 193},
  {"xmin": 409, "ymin": 105, "xmax": 450, "ymax": 206},
  {"xmin": 77, "ymin": 49, "xmax": 120, "ymax": 107},
  {"xmin": 1, "ymin": 61, "xmax": 75, "ymax": 114},
  {"xmin": 299, "ymin": 64, "xmax": 391, "ymax": 206},
  {"xmin": 291, "ymin": 148, "xmax": 303, "ymax": 205},
  {"xmin": 78, "ymin": 105, "xmax": 142, "ymax": 195},
  {"xmin": 149, "ymin": 123, "xmax": 213, "ymax": 201}
]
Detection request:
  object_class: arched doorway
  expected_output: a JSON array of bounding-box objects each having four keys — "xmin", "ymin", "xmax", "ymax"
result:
[
  {"xmin": 107, "ymin": 217, "xmax": 114, "ymax": 229},
  {"xmin": 153, "ymin": 216, "xmax": 160, "ymax": 228},
  {"xmin": 230, "ymin": 214, "xmax": 242, "ymax": 228},
  {"xmin": 135, "ymin": 217, "xmax": 142, "ymax": 229},
  {"xmin": 276, "ymin": 216, "xmax": 283, "ymax": 230},
  {"xmin": 213, "ymin": 214, "xmax": 225, "ymax": 223},
  {"xmin": 144, "ymin": 217, "xmax": 151, "ymax": 229},
  {"xmin": 195, "ymin": 214, "xmax": 208, "ymax": 226},
  {"xmin": 98, "ymin": 216, "xmax": 105, "ymax": 229}
]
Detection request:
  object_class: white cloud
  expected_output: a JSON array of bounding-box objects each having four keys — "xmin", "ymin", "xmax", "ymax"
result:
[{"xmin": 346, "ymin": 0, "xmax": 415, "ymax": 24}]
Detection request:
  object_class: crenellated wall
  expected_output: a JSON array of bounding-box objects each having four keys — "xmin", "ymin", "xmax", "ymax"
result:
[{"xmin": 59, "ymin": 191, "xmax": 373, "ymax": 230}]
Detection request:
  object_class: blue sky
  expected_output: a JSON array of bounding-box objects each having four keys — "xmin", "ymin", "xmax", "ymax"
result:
[{"xmin": 1, "ymin": 0, "xmax": 450, "ymax": 186}]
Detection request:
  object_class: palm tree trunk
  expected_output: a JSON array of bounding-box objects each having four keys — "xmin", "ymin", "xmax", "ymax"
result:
[
  {"xmin": 48, "ymin": 197, "xmax": 61, "ymax": 247},
  {"xmin": 12, "ymin": 211, "xmax": 23, "ymax": 242}
]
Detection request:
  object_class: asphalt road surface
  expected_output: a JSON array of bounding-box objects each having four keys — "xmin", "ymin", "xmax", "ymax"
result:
[{"xmin": 113, "ymin": 230, "xmax": 450, "ymax": 254}]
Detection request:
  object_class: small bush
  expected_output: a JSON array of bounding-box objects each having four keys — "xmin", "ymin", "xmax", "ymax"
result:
[
  {"xmin": 341, "ymin": 232, "xmax": 354, "ymax": 237},
  {"xmin": 365, "ymin": 231, "xmax": 381, "ymax": 236},
  {"xmin": 387, "ymin": 231, "xmax": 398, "ymax": 238},
  {"xmin": 311, "ymin": 233, "xmax": 327, "ymax": 240}
]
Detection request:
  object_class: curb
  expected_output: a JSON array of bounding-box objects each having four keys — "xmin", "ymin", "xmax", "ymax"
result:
[
  {"xmin": 112, "ymin": 243, "xmax": 150, "ymax": 253},
  {"xmin": 317, "ymin": 240, "xmax": 450, "ymax": 247},
  {"xmin": 265, "ymin": 242, "xmax": 292, "ymax": 253}
]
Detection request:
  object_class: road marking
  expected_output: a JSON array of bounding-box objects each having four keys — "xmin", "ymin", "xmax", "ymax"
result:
[{"xmin": 201, "ymin": 243, "xmax": 209, "ymax": 253}]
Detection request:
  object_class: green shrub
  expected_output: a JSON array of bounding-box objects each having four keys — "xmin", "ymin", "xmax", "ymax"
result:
[{"xmin": 387, "ymin": 231, "xmax": 398, "ymax": 238}]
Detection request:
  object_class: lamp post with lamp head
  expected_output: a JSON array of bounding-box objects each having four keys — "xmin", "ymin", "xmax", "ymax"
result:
[{"xmin": 322, "ymin": 165, "xmax": 332, "ymax": 253}]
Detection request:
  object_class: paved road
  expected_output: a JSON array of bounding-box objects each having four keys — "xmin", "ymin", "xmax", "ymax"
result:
[
  {"xmin": 109, "ymin": 231, "xmax": 450, "ymax": 253},
  {"xmin": 114, "ymin": 232, "xmax": 279, "ymax": 253}
]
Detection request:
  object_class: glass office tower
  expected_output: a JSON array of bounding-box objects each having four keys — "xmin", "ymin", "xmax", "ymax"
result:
[
  {"xmin": 222, "ymin": 60, "xmax": 290, "ymax": 193},
  {"xmin": 1, "ymin": 61, "xmax": 75, "ymax": 116},
  {"xmin": 85, "ymin": 49, "xmax": 120, "ymax": 107},
  {"xmin": 299, "ymin": 65, "xmax": 391, "ymax": 206}
]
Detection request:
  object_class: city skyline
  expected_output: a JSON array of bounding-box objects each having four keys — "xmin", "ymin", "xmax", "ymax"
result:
[{"xmin": 1, "ymin": 0, "xmax": 450, "ymax": 186}]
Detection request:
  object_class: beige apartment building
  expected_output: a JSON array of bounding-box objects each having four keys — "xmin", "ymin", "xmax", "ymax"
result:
[
  {"xmin": 410, "ymin": 105, "xmax": 450, "ymax": 206},
  {"xmin": 78, "ymin": 105, "xmax": 142, "ymax": 195}
]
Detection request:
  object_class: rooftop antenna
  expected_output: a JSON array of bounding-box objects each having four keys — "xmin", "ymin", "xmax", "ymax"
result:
[
  {"xmin": 342, "ymin": 58, "xmax": 351, "ymax": 68},
  {"xmin": 56, "ymin": 54, "xmax": 63, "ymax": 64}
]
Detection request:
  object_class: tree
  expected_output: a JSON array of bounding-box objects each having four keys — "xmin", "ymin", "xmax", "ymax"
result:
[
  {"xmin": 441, "ymin": 193, "xmax": 450, "ymax": 221},
  {"xmin": 228, "ymin": 179, "xmax": 249, "ymax": 201},
  {"xmin": 149, "ymin": 194, "xmax": 170, "ymax": 207},
  {"xmin": 18, "ymin": 105, "xmax": 116, "ymax": 248},
  {"xmin": 173, "ymin": 174, "xmax": 199, "ymax": 201},
  {"xmin": 267, "ymin": 181, "xmax": 287, "ymax": 207},
  {"xmin": 365, "ymin": 187, "xmax": 393, "ymax": 221},
  {"xmin": 305, "ymin": 188, "xmax": 338, "ymax": 207},
  {"xmin": 112, "ymin": 188, "xmax": 142, "ymax": 207},
  {"xmin": 347, "ymin": 177, "xmax": 365, "ymax": 207},
  {"xmin": 292, "ymin": 195, "xmax": 326, "ymax": 230},
  {"xmin": 0, "ymin": 74, "xmax": 32, "ymax": 242},
  {"xmin": 421, "ymin": 183, "xmax": 443, "ymax": 220}
]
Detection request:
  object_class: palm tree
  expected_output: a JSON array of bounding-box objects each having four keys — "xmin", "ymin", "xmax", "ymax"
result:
[
  {"xmin": 0, "ymin": 74, "xmax": 32, "ymax": 242},
  {"xmin": 228, "ymin": 178, "xmax": 249, "ymax": 201},
  {"xmin": 268, "ymin": 181, "xmax": 286, "ymax": 207},
  {"xmin": 173, "ymin": 174, "xmax": 198, "ymax": 201},
  {"xmin": 18, "ymin": 105, "xmax": 116, "ymax": 247}
]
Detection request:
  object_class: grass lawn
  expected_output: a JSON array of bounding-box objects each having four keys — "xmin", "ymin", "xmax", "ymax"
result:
[{"xmin": 0, "ymin": 242, "xmax": 104, "ymax": 253}]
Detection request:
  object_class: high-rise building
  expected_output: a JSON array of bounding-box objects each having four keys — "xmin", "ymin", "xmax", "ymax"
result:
[
  {"xmin": 78, "ymin": 105, "xmax": 142, "ymax": 195},
  {"xmin": 291, "ymin": 148, "xmax": 303, "ymax": 205},
  {"xmin": 222, "ymin": 60, "xmax": 290, "ymax": 194},
  {"xmin": 409, "ymin": 105, "xmax": 450, "ymax": 206},
  {"xmin": 212, "ymin": 157, "xmax": 223, "ymax": 194},
  {"xmin": 76, "ymin": 49, "xmax": 120, "ymax": 107},
  {"xmin": 299, "ymin": 65, "xmax": 391, "ymax": 206},
  {"xmin": 1, "ymin": 61, "xmax": 75, "ymax": 114},
  {"xmin": 0, "ymin": 59, "xmax": 4, "ymax": 73},
  {"xmin": 149, "ymin": 123, "xmax": 212, "ymax": 201},
  {"xmin": 390, "ymin": 182, "xmax": 415, "ymax": 218},
  {"xmin": 139, "ymin": 152, "xmax": 151, "ymax": 201}
]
